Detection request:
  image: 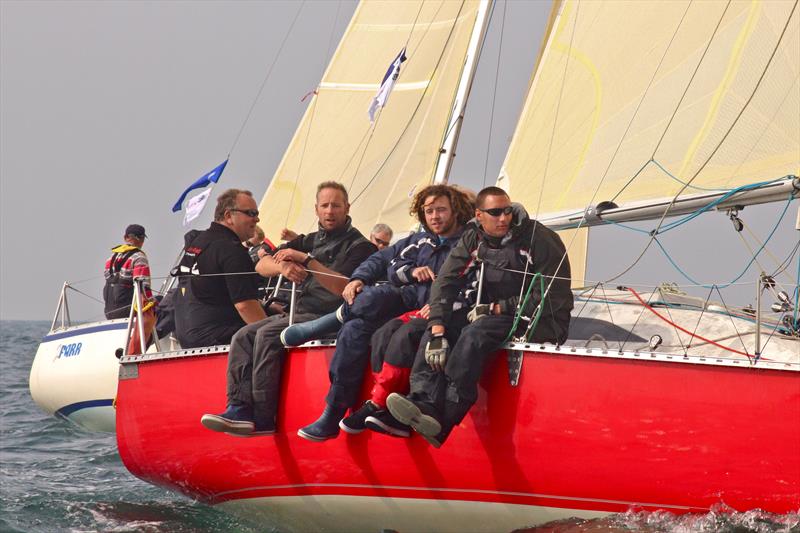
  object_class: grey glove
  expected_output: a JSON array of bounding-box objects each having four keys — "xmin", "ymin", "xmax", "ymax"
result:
[
  {"xmin": 424, "ymin": 334, "xmax": 449, "ymax": 372},
  {"xmin": 467, "ymin": 303, "xmax": 492, "ymax": 323}
]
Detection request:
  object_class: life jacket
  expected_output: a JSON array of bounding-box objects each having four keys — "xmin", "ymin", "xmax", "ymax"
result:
[{"xmin": 103, "ymin": 246, "xmax": 140, "ymax": 319}]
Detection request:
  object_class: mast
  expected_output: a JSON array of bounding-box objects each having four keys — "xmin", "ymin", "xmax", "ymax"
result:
[{"xmin": 432, "ymin": 0, "xmax": 492, "ymax": 185}]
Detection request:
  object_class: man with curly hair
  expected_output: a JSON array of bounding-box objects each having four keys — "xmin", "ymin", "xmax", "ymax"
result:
[{"xmin": 298, "ymin": 184, "xmax": 475, "ymax": 441}]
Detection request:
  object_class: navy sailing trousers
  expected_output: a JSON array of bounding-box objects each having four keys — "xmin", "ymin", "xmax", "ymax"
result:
[{"xmin": 325, "ymin": 284, "xmax": 411, "ymax": 408}]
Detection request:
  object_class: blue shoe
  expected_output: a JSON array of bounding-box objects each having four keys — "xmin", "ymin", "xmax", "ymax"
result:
[
  {"xmin": 280, "ymin": 311, "xmax": 342, "ymax": 347},
  {"xmin": 201, "ymin": 403, "xmax": 255, "ymax": 436},
  {"xmin": 297, "ymin": 404, "xmax": 347, "ymax": 442}
]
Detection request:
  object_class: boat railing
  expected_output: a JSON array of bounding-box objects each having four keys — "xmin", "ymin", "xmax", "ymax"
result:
[
  {"xmin": 50, "ymin": 282, "xmax": 74, "ymax": 331},
  {"xmin": 122, "ymin": 278, "xmax": 162, "ymax": 356}
]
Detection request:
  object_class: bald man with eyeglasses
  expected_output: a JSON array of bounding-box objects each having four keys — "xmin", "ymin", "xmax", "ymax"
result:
[
  {"xmin": 385, "ymin": 186, "xmax": 574, "ymax": 448},
  {"xmin": 173, "ymin": 189, "xmax": 267, "ymax": 349}
]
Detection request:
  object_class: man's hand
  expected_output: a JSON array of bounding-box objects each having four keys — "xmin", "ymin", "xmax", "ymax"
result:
[
  {"xmin": 342, "ymin": 279, "xmax": 364, "ymax": 305},
  {"xmin": 424, "ymin": 334, "xmax": 449, "ymax": 372},
  {"xmin": 417, "ymin": 304, "xmax": 430, "ymax": 319},
  {"xmin": 273, "ymin": 248, "xmax": 307, "ymax": 264},
  {"xmin": 256, "ymin": 247, "xmax": 269, "ymax": 258},
  {"xmin": 281, "ymin": 261, "xmax": 308, "ymax": 284},
  {"xmin": 281, "ymin": 228, "xmax": 298, "ymax": 241},
  {"xmin": 467, "ymin": 303, "xmax": 492, "ymax": 323},
  {"xmin": 411, "ymin": 266, "xmax": 436, "ymax": 283}
]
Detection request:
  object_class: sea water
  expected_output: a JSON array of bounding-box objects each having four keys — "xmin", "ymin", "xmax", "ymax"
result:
[{"xmin": 1, "ymin": 320, "xmax": 797, "ymax": 533}]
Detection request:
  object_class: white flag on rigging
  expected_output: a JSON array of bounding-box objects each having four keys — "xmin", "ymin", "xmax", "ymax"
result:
[
  {"xmin": 183, "ymin": 188, "xmax": 213, "ymax": 226},
  {"xmin": 368, "ymin": 48, "xmax": 407, "ymax": 123}
]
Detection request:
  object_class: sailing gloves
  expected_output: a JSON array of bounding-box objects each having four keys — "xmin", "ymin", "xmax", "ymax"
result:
[
  {"xmin": 425, "ymin": 334, "xmax": 449, "ymax": 372},
  {"xmin": 467, "ymin": 303, "xmax": 492, "ymax": 323}
]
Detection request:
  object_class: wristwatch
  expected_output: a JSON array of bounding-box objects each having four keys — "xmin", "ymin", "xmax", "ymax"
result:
[{"xmin": 302, "ymin": 253, "xmax": 315, "ymax": 267}]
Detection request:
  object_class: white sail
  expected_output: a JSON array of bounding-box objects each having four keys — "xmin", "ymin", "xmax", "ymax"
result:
[
  {"xmin": 259, "ymin": 0, "xmax": 487, "ymax": 242},
  {"xmin": 498, "ymin": 0, "xmax": 799, "ymax": 286}
]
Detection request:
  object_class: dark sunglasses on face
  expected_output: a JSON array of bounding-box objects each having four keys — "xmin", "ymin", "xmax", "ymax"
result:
[
  {"xmin": 230, "ymin": 208, "xmax": 259, "ymax": 218},
  {"xmin": 479, "ymin": 206, "xmax": 513, "ymax": 217}
]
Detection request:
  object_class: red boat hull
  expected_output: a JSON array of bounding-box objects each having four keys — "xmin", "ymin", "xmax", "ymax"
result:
[{"xmin": 116, "ymin": 346, "xmax": 800, "ymax": 529}]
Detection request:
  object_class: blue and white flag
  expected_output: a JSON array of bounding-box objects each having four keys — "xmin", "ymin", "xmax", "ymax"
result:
[
  {"xmin": 172, "ymin": 159, "xmax": 228, "ymax": 213},
  {"xmin": 368, "ymin": 48, "xmax": 407, "ymax": 123}
]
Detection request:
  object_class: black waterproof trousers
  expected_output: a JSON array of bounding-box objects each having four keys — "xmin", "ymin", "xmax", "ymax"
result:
[
  {"xmin": 227, "ymin": 312, "xmax": 320, "ymax": 423},
  {"xmin": 408, "ymin": 311, "xmax": 514, "ymax": 444}
]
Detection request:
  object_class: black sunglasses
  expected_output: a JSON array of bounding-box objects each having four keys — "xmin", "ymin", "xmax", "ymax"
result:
[
  {"xmin": 479, "ymin": 206, "xmax": 513, "ymax": 217},
  {"xmin": 230, "ymin": 208, "xmax": 259, "ymax": 218}
]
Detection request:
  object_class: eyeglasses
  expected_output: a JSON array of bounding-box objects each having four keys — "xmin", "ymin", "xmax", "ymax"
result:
[
  {"xmin": 372, "ymin": 237, "xmax": 390, "ymax": 247},
  {"xmin": 230, "ymin": 208, "xmax": 259, "ymax": 218},
  {"xmin": 479, "ymin": 206, "xmax": 513, "ymax": 217}
]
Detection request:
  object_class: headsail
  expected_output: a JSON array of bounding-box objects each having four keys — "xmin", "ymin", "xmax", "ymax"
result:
[
  {"xmin": 259, "ymin": 0, "xmax": 486, "ymax": 242},
  {"xmin": 498, "ymin": 0, "xmax": 799, "ymax": 226}
]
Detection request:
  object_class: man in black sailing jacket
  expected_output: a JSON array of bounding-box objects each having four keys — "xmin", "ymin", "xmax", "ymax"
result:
[
  {"xmin": 386, "ymin": 186, "xmax": 573, "ymax": 448},
  {"xmin": 173, "ymin": 189, "xmax": 267, "ymax": 348},
  {"xmin": 201, "ymin": 181, "xmax": 376, "ymax": 437}
]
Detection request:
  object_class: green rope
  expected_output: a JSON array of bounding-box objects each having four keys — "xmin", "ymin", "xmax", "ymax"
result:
[{"xmin": 503, "ymin": 272, "xmax": 546, "ymax": 344}]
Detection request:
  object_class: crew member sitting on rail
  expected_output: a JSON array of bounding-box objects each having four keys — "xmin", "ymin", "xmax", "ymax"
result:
[
  {"xmin": 173, "ymin": 189, "xmax": 267, "ymax": 349},
  {"xmin": 297, "ymin": 184, "xmax": 474, "ymax": 442},
  {"xmin": 201, "ymin": 181, "xmax": 376, "ymax": 437},
  {"xmin": 386, "ymin": 186, "xmax": 573, "ymax": 448},
  {"xmin": 104, "ymin": 223, "xmax": 156, "ymax": 354}
]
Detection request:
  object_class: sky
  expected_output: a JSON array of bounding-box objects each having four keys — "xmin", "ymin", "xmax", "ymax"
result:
[{"xmin": 1, "ymin": 0, "xmax": 796, "ymax": 322}]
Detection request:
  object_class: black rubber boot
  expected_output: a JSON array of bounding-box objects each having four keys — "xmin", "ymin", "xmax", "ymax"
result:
[{"xmin": 297, "ymin": 404, "xmax": 347, "ymax": 442}]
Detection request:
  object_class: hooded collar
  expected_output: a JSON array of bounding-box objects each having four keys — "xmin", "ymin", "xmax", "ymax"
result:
[{"xmin": 470, "ymin": 202, "xmax": 530, "ymax": 247}]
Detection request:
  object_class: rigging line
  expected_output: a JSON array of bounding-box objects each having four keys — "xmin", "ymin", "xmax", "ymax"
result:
[
  {"xmin": 481, "ymin": 0, "xmax": 506, "ymax": 188},
  {"xmin": 404, "ymin": 0, "xmax": 427, "ymax": 50},
  {"xmin": 350, "ymin": 0, "xmax": 467, "ymax": 205},
  {"xmin": 598, "ymin": 283, "xmax": 623, "ymax": 352},
  {"xmin": 650, "ymin": 194, "xmax": 794, "ymax": 289},
  {"xmin": 661, "ymin": 293, "xmax": 690, "ymax": 356},
  {"xmin": 624, "ymin": 286, "xmax": 754, "ymax": 360},
  {"xmin": 228, "ymin": 0, "xmax": 307, "ymax": 158},
  {"xmin": 65, "ymin": 286, "xmax": 105, "ymax": 306},
  {"xmin": 606, "ymin": 0, "xmax": 694, "ymax": 204},
  {"xmin": 613, "ymin": 0, "xmax": 800, "ymax": 283},
  {"xmin": 619, "ymin": 287, "xmax": 657, "ymax": 354},
  {"xmin": 711, "ymin": 284, "xmax": 753, "ymax": 358},
  {"xmin": 738, "ymin": 218, "xmax": 796, "ymax": 287},
  {"xmin": 650, "ymin": 0, "xmax": 731, "ymax": 160},
  {"xmin": 771, "ymin": 237, "xmax": 800, "ymax": 278},
  {"xmin": 348, "ymin": 114, "xmax": 382, "ymax": 190},
  {"xmin": 283, "ymin": 0, "xmax": 344, "ymax": 228},
  {"xmin": 686, "ymin": 284, "xmax": 717, "ymax": 352}
]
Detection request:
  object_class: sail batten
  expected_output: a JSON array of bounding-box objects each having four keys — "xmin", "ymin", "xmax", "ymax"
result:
[{"xmin": 498, "ymin": 0, "xmax": 799, "ymax": 225}]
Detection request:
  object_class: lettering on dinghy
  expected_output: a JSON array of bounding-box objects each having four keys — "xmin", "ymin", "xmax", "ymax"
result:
[{"xmin": 54, "ymin": 342, "xmax": 82, "ymax": 360}]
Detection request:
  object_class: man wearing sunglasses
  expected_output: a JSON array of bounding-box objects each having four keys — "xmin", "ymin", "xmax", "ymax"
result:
[
  {"xmin": 201, "ymin": 181, "xmax": 377, "ymax": 437},
  {"xmin": 173, "ymin": 189, "xmax": 268, "ymax": 349},
  {"xmin": 385, "ymin": 186, "xmax": 574, "ymax": 448},
  {"xmin": 369, "ymin": 223, "xmax": 393, "ymax": 250}
]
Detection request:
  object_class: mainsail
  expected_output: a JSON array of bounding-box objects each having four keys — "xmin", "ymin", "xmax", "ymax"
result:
[
  {"xmin": 498, "ymin": 0, "xmax": 799, "ymax": 284},
  {"xmin": 258, "ymin": 0, "xmax": 487, "ymax": 242}
]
